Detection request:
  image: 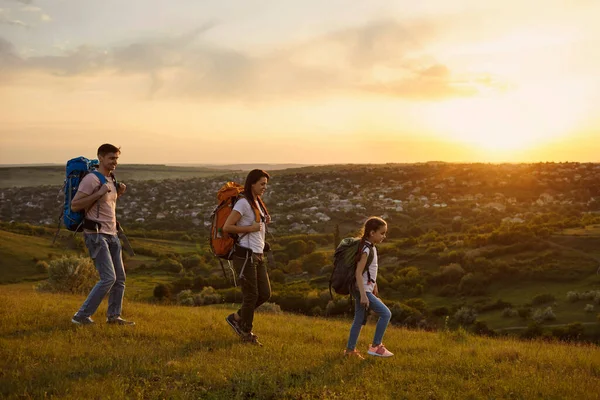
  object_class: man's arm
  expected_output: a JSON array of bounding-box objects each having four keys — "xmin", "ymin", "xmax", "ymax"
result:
[{"xmin": 71, "ymin": 183, "xmax": 111, "ymax": 212}]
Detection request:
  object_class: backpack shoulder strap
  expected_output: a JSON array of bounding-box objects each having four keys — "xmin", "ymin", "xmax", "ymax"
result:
[
  {"xmin": 362, "ymin": 242, "xmax": 375, "ymax": 283},
  {"xmin": 91, "ymin": 170, "xmax": 107, "ymax": 185}
]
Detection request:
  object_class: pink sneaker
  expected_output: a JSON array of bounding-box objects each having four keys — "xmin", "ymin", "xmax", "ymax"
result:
[
  {"xmin": 344, "ymin": 349, "xmax": 365, "ymax": 360},
  {"xmin": 367, "ymin": 344, "xmax": 394, "ymax": 357}
]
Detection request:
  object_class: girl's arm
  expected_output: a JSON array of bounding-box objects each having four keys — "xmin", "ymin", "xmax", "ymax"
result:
[
  {"xmin": 223, "ymin": 210, "xmax": 261, "ymax": 234},
  {"xmin": 355, "ymin": 252, "xmax": 369, "ymax": 307}
]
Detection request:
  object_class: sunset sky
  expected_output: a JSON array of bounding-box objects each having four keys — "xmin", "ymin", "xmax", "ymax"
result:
[{"xmin": 1, "ymin": 0, "xmax": 599, "ymax": 165}]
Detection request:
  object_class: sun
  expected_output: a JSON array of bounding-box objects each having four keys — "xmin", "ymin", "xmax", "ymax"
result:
[{"xmin": 426, "ymin": 86, "xmax": 587, "ymax": 158}]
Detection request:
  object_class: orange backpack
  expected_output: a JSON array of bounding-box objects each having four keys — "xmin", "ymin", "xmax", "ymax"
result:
[{"xmin": 209, "ymin": 181, "xmax": 268, "ymax": 260}]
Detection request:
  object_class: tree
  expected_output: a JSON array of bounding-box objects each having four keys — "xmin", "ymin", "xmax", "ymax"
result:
[{"xmin": 286, "ymin": 240, "xmax": 308, "ymax": 260}]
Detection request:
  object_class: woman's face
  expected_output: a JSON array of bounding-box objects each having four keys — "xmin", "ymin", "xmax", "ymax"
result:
[{"xmin": 251, "ymin": 177, "xmax": 268, "ymax": 197}]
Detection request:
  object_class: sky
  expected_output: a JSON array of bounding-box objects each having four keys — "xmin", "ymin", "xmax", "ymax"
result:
[{"xmin": 1, "ymin": 0, "xmax": 599, "ymax": 165}]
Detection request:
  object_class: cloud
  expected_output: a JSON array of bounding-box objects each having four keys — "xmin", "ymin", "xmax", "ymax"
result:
[
  {"xmin": 0, "ymin": 8, "xmax": 28, "ymax": 27},
  {"xmin": 20, "ymin": 6, "xmax": 41, "ymax": 12},
  {"xmin": 0, "ymin": 19, "xmax": 498, "ymax": 102}
]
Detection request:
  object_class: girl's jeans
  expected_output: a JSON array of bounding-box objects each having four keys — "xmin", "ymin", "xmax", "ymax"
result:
[{"xmin": 346, "ymin": 290, "xmax": 391, "ymax": 351}]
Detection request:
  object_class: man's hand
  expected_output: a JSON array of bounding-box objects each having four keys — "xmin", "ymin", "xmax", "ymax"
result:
[
  {"xmin": 373, "ymin": 283, "xmax": 379, "ymax": 297},
  {"xmin": 117, "ymin": 183, "xmax": 126, "ymax": 195},
  {"xmin": 98, "ymin": 183, "xmax": 111, "ymax": 196}
]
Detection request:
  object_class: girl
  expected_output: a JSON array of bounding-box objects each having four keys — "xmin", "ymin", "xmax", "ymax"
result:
[
  {"xmin": 345, "ymin": 216, "xmax": 394, "ymax": 358},
  {"xmin": 223, "ymin": 169, "xmax": 271, "ymax": 346}
]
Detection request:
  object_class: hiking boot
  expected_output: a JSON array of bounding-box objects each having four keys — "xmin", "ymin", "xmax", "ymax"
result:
[
  {"xmin": 226, "ymin": 313, "xmax": 243, "ymax": 337},
  {"xmin": 71, "ymin": 314, "xmax": 94, "ymax": 325},
  {"xmin": 241, "ymin": 332, "xmax": 263, "ymax": 346},
  {"xmin": 344, "ymin": 349, "xmax": 365, "ymax": 360},
  {"xmin": 367, "ymin": 343, "xmax": 394, "ymax": 357},
  {"xmin": 107, "ymin": 316, "xmax": 135, "ymax": 326}
]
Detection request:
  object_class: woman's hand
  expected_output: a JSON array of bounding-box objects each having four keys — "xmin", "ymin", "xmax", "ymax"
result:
[{"xmin": 251, "ymin": 221, "xmax": 262, "ymax": 232}]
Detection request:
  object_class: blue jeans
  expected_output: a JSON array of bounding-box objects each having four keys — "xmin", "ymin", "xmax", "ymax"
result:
[
  {"xmin": 76, "ymin": 233, "xmax": 126, "ymax": 319},
  {"xmin": 346, "ymin": 290, "xmax": 392, "ymax": 351}
]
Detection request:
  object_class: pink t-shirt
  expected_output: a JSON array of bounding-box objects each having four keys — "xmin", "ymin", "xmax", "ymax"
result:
[{"xmin": 77, "ymin": 173, "xmax": 118, "ymax": 235}]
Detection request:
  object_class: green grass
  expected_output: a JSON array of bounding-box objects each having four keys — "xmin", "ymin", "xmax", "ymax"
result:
[
  {"xmin": 130, "ymin": 237, "xmax": 203, "ymax": 255},
  {"xmin": 0, "ymin": 230, "xmax": 78, "ymax": 283},
  {"xmin": 1, "ymin": 284, "xmax": 599, "ymax": 399}
]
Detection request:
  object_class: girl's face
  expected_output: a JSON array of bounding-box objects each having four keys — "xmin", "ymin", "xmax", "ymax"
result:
[
  {"xmin": 251, "ymin": 177, "xmax": 268, "ymax": 197},
  {"xmin": 369, "ymin": 224, "xmax": 387, "ymax": 244}
]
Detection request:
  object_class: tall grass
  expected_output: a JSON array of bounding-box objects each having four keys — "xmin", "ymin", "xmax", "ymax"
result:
[{"xmin": 1, "ymin": 283, "xmax": 599, "ymax": 399}]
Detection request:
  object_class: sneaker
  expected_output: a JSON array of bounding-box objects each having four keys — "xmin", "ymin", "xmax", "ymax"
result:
[
  {"xmin": 226, "ymin": 313, "xmax": 243, "ymax": 337},
  {"xmin": 367, "ymin": 343, "xmax": 394, "ymax": 357},
  {"xmin": 344, "ymin": 349, "xmax": 365, "ymax": 360},
  {"xmin": 107, "ymin": 316, "xmax": 135, "ymax": 326},
  {"xmin": 71, "ymin": 314, "xmax": 94, "ymax": 325},
  {"xmin": 241, "ymin": 332, "xmax": 263, "ymax": 347}
]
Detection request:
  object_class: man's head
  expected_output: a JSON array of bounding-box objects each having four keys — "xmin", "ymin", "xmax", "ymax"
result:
[{"xmin": 97, "ymin": 143, "xmax": 121, "ymax": 172}]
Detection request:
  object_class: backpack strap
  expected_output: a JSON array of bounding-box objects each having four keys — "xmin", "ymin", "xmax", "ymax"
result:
[{"xmin": 362, "ymin": 242, "xmax": 375, "ymax": 284}]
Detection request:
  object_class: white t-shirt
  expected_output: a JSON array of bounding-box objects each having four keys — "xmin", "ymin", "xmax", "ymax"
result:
[
  {"xmin": 362, "ymin": 242, "xmax": 378, "ymax": 293},
  {"xmin": 232, "ymin": 197, "xmax": 265, "ymax": 254}
]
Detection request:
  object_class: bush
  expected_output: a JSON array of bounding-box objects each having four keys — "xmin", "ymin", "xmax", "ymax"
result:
[
  {"xmin": 269, "ymin": 269, "xmax": 286, "ymax": 283},
  {"xmin": 194, "ymin": 286, "xmax": 223, "ymax": 305},
  {"xmin": 532, "ymin": 307, "xmax": 556, "ymax": 323},
  {"xmin": 325, "ymin": 298, "xmax": 351, "ymax": 316},
  {"xmin": 458, "ymin": 273, "xmax": 487, "ymax": 295},
  {"xmin": 518, "ymin": 307, "xmax": 532, "ymax": 319},
  {"xmin": 256, "ymin": 302, "xmax": 282, "ymax": 314},
  {"xmin": 35, "ymin": 260, "xmax": 49, "ymax": 274},
  {"xmin": 584, "ymin": 304, "xmax": 595, "ymax": 313},
  {"xmin": 432, "ymin": 306, "xmax": 450, "ymax": 317},
  {"xmin": 286, "ymin": 240, "xmax": 308, "ymax": 260},
  {"xmin": 387, "ymin": 301, "xmax": 423, "ymax": 327},
  {"xmin": 453, "ymin": 307, "xmax": 477, "ymax": 326},
  {"xmin": 153, "ymin": 283, "xmax": 172, "ymax": 300},
  {"xmin": 472, "ymin": 320, "xmax": 496, "ymax": 337},
  {"xmin": 181, "ymin": 254, "xmax": 203, "ymax": 269},
  {"xmin": 439, "ymin": 263, "xmax": 465, "ymax": 284},
  {"xmin": 566, "ymin": 291, "xmax": 580, "ymax": 302},
  {"xmin": 502, "ymin": 308, "xmax": 519, "ymax": 318},
  {"xmin": 157, "ymin": 258, "xmax": 183, "ymax": 273},
  {"xmin": 552, "ymin": 323, "xmax": 584, "ymax": 341},
  {"xmin": 177, "ymin": 290, "xmax": 195, "ymax": 306},
  {"xmin": 532, "ymin": 293, "xmax": 556, "ymax": 306},
  {"xmin": 521, "ymin": 322, "xmax": 544, "ymax": 339},
  {"xmin": 301, "ymin": 252, "xmax": 329, "ymax": 274},
  {"xmin": 36, "ymin": 255, "xmax": 97, "ymax": 294},
  {"xmin": 439, "ymin": 284, "xmax": 458, "ymax": 297}
]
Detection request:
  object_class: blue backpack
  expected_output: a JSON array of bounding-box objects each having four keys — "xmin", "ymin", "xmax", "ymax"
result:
[{"xmin": 60, "ymin": 156, "xmax": 116, "ymax": 232}]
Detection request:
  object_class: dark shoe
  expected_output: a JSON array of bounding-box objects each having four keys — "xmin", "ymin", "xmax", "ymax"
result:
[
  {"xmin": 72, "ymin": 314, "xmax": 94, "ymax": 325},
  {"xmin": 226, "ymin": 313, "xmax": 243, "ymax": 337},
  {"xmin": 107, "ymin": 316, "xmax": 135, "ymax": 326},
  {"xmin": 241, "ymin": 332, "xmax": 263, "ymax": 346}
]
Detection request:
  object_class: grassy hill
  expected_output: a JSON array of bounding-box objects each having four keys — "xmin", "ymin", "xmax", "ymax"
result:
[
  {"xmin": 1, "ymin": 284, "xmax": 599, "ymax": 399},
  {"xmin": 0, "ymin": 230, "xmax": 79, "ymax": 283},
  {"xmin": 0, "ymin": 164, "xmax": 236, "ymax": 188}
]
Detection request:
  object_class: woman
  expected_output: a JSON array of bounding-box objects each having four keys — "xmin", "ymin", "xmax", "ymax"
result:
[{"xmin": 223, "ymin": 169, "xmax": 271, "ymax": 346}]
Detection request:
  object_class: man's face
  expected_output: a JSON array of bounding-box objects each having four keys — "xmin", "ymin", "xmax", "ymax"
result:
[{"xmin": 99, "ymin": 152, "xmax": 120, "ymax": 172}]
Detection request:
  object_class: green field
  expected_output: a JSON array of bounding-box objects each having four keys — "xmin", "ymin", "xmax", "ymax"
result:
[
  {"xmin": 0, "ymin": 230, "xmax": 79, "ymax": 283},
  {"xmin": 1, "ymin": 284, "xmax": 599, "ymax": 399}
]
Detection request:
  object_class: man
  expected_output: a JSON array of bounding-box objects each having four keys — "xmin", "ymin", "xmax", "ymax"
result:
[{"xmin": 70, "ymin": 143, "xmax": 134, "ymax": 326}]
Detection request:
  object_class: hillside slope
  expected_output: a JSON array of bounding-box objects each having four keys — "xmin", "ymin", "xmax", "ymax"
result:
[{"xmin": 1, "ymin": 284, "xmax": 599, "ymax": 399}]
